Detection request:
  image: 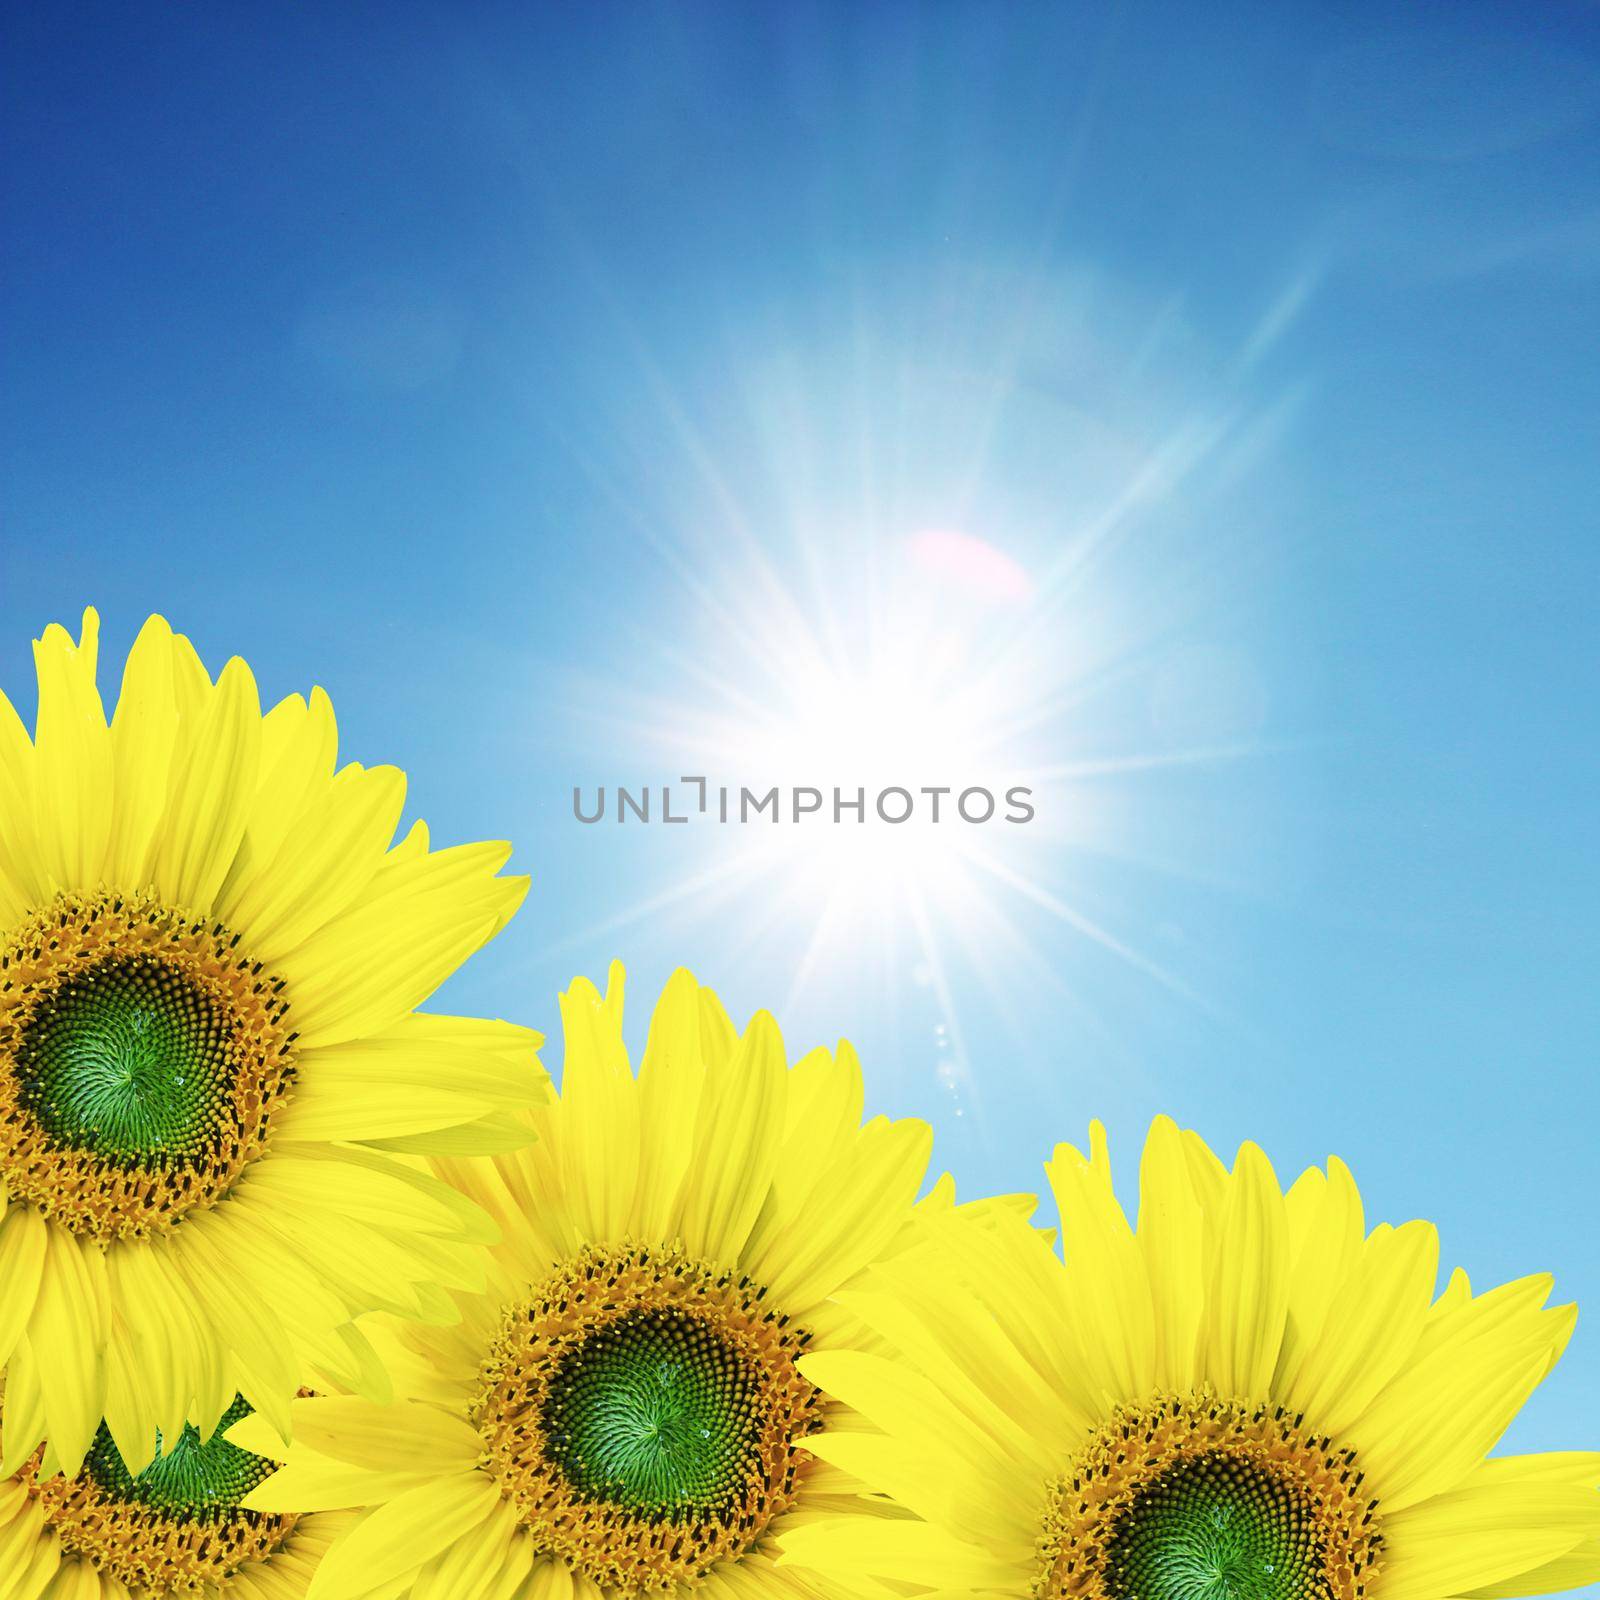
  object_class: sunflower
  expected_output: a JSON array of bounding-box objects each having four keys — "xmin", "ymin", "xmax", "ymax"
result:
[
  {"xmin": 778, "ymin": 1118, "xmax": 1600, "ymax": 1600},
  {"xmin": 229, "ymin": 963, "xmax": 944, "ymax": 1600},
  {"xmin": 0, "ymin": 610, "xmax": 547, "ymax": 1480},
  {"xmin": 0, "ymin": 1390, "xmax": 351, "ymax": 1600}
]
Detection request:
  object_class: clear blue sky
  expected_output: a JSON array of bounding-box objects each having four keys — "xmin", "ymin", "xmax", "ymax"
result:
[{"xmin": 4, "ymin": 0, "xmax": 1598, "ymax": 1496}]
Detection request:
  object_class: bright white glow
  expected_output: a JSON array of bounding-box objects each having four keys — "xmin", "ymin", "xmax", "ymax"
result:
[
  {"xmin": 569, "ymin": 526, "xmax": 1091, "ymax": 1094},
  {"xmin": 546, "ymin": 260, "xmax": 1309, "ymax": 1104},
  {"xmin": 648, "ymin": 525, "xmax": 1055, "ymax": 999},
  {"xmin": 690, "ymin": 553, "xmax": 1029, "ymax": 831}
]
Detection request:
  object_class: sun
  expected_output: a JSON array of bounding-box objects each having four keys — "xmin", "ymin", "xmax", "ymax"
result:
[{"xmin": 543, "ymin": 260, "xmax": 1311, "ymax": 1092}]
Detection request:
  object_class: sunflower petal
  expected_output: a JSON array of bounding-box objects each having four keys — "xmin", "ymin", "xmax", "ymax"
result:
[
  {"xmin": 30, "ymin": 610, "xmax": 112, "ymax": 894},
  {"xmin": 0, "ymin": 1203, "xmax": 47, "ymax": 1370},
  {"xmin": 304, "ymin": 1473, "xmax": 500, "ymax": 1600},
  {"xmin": 1200, "ymin": 1140, "xmax": 1289, "ymax": 1400},
  {"xmin": 150, "ymin": 654, "xmax": 262, "ymax": 912}
]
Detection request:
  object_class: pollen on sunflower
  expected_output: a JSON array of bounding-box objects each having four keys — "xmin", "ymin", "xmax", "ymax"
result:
[
  {"xmin": 0, "ymin": 891, "xmax": 296, "ymax": 1241},
  {"xmin": 473, "ymin": 1242, "xmax": 825, "ymax": 1594},
  {"xmin": 1036, "ymin": 1392, "xmax": 1383, "ymax": 1600}
]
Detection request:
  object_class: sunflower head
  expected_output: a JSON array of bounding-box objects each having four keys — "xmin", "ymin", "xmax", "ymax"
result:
[
  {"xmin": 780, "ymin": 1117, "xmax": 1600, "ymax": 1600},
  {"xmin": 0, "ymin": 609, "xmax": 544, "ymax": 1474},
  {"xmin": 9, "ymin": 1395, "xmax": 301, "ymax": 1594},
  {"xmin": 238, "ymin": 963, "xmax": 939, "ymax": 1600}
]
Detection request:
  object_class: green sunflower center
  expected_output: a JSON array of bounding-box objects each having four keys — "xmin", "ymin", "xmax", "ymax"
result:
[
  {"xmin": 541, "ymin": 1307, "xmax": 761, "ymax": 1513},
  {"xmin": 18, "ymin": 956, "xmax": 231, "ymax": 1163},
  {"xmin": 83, "ymin": 1396, "xmax": 278, "ymax": 1516},
  {"xmin": 29, "ymin": 1393, "xmax": 299, "ymax": 1589},
  {"xmin": 477, "ymin": 1246, "xmax": 823, "ymax": 1592},
  {"xmin": 0, "ymin": 893, "xmax": 296, "ymax": 1239},
  {"xmin": 1105, "ymin": 1454, "xmax": 1319, "ymax": 1600}
]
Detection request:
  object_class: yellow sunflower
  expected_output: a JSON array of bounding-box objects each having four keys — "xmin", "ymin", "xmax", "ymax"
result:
[
  {"xmin": 0, "ymin": 610, "xmax": 547, "ymax": 1480},
  {"xmin": 779, "ymin": 1118, "xmax": 1600, "ymax": 1600},
  {"xmin": 229, "ymin": 963, "xmax": 944, "ymax": 1600},
  {"xmin": 1, "ymin": 1392, "xmax": 349, "ymax": 1600}
]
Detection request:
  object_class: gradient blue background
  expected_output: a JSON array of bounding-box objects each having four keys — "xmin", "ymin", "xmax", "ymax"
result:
[{"xmin": 4, "ymin": 0, "xmax": 1598, "ymax": 1515}]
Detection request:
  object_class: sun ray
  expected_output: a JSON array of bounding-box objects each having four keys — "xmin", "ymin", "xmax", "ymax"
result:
[{"xmin": 536, "ymin": 264, "xmax": 1311, "ymax": 1123}]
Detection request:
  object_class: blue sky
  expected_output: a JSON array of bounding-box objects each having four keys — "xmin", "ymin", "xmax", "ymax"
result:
[{"xmin": 4, "ymin": 0, "xmax": 1599, "ymax": 1491}]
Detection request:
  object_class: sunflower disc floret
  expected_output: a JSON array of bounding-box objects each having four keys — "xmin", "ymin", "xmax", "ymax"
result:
[
  {"xmin": 0, "ymin": 891, "xmax": 296, "ymax": 1240},
  {"xmin": 18, "ymin": 1397, "xmax": 297, "ymax": 1593},
  {"xmin": 1037, "ymin": 1393, "xmax": 1382, "ymax": 1600},
  {"xmin": 475, "ymin": 1243, "xmax": 824, "ymax": 1592}
]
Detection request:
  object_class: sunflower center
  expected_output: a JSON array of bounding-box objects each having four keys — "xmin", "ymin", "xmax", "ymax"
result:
[
  {"xmin": 21, "ymin": 959, "xmax": 232, "ymax": 1160},
  {"xmin": 544, "ymin": 1307, "xmax": 762, "ymax": 1513},
  {"xmin": 1105, "ymin": 1454, "xmax": 1315, "ymax": 1600},
  {"xmin": 1035, "ymin": 1394, "xmax": 1383, "ymax": 1600},
  {"xmin": 81, "ymin": 1397, "xmax": 280, "ymax": 1514},
  {"xmin": 0, "ymin": 892, "xmax": 297, "ymax": 1240},
  {"xmin": 23, "ymin": 1396, "xmax": 298, "ymax": 1593},
  {"xmin": 475, "ymin": 1244, "xmax": 824, "ymax": 1593}
]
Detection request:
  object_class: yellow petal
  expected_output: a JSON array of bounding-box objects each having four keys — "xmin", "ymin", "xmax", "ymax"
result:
[
  {"xmin": 106, "ymin": 1236, "xmax": 216, "ymax": 1444},
  {"xmin": 776, "ymin": 1514, "xmax": 1019, "ymax": 1592},
  {"xmin": 240, "ymin": 686, "xmax": 340, "ymax": 866},
  {"xmin": 27, "ymin": 1221, "xmax": 108, "ymax": 1474},
  {"xmin": 150, "ymin": 654, "xmax": 262, "ymax": 912},
  {"xmin": 806, "ymin": 1305, "xmax": 1056, "ymax": 1555},
  {"xmin": 0, "ymin": 1203, "xmax": 47, "ymax": 1370},
  {"xmin": 681, "ymin": 1009, "xmax": 790, "ymax": 1264},
  {"xmin": 217, "ymin": 763, "xmax": 406, "ymax": 962},
  {"xmin": 1200, "ymin": 1140, "xmax": 1288, "ymax": 1401},
  {"xmin": 0, "ymin": 1336, "xmax": 47, "ymax": 1475},
  {"xmin": 1136, "ymin": 1115, "xmax": 1205, "ymax": 1394},
  {"xmin": 1469, "ymin": 1453, "xmax": 1600, "ymax": 1490},
  {"xmin": 412, "ymin": 1496, "xmax": 531, "ymax": 1600},
  {"xmin": 237, "ymin": 1447, "xmax": 437, "ymax": 1514},
  {"xmin": 101, "ymin": 1328, "xmax": 161, "ymax": 1475},
  {"xmin": 304, "ymin": 1473, "xmax": 500, "ymax": 1600},
  {"xmin": 769, "ymin": 1040, "xmax": 866, "ymax": 1214},
  {"xmin": 162, "ymin": 1221, "xmax": 297, "ymax": 1441},
  {"xmin": 1280, "ymin": 1219, "xmax": 1438, "ymax": 1438},
  {"xmin": 279, "ymin": 841, "xmax": 526, "ymax": 1049},
  {"xmin": 226, "ymin": 1187, "xmax": 460, "ymax": 1322},
  {"xmin": 398, "ymin": 1011, "xmax": 544, "ymax": 1069},
  {"xmin": 276, "ymin": 1027, "xmax": 546, "ymax": 1144},
  {"xmin": 1463, "ymin": 1537, "xmax": 1600, "ymax": 1598},
  {"xmin": 749, "ymin": 1114, "xmax": 931, "ymax": 1315},
  {"xmin": 253, "ymin": 1146, "xmax": 497, "ymax": 1243},
  {"xmin": 1351, "ymin": 1275, "xmax": 1574, "ymax": 1512},
  {"xmin": 900, "ymin": 1205, "xmax": 1098, "ymax": 1432},
  {"xmin": 364, "ymin": 1112, "xmax": 539, "ymax": 1156},
  {"xmin": 30, "ymin": 609, "xmax": 112, "ymax": 894},
  {"xmin": 34, "ymin": 1553, "xmax": 103, "ymax": 1600},
  {"xmin": 0, "ymin": 686, "xmax": 46, "ymax": 918},
  {"xmin": 1274, "ymin": 1155, "xmax": 1365, "ymax": 1389},
  {"xmin": 631, "ymin": 968, "xmax": 710, "ymax": 1239},
  {"xmin": 554, "ymin": 971, "xmax": 640, "ymax": 1244},
  {"xmin": 799, "ymin": 1348, "xmax": 1030, "ymax": 1511},
  {"xmin": 520, "ymin": 1561, "xmax": 577, "ymax": 1600},
  {"xmin": 102, "ymin": 614, "xmax": 180, "ymax": 890},
  {"xmin": 280, "ymin": 1397, "xmax": 481, "ymax": 1475},
  {"xmin": 1379, "ymin": 1482, "xmax": 1600, "ymax": 1600},
  {"xmin": 0, "ymin": 1484, "xmax": 57, "ymax": 1600},
  {"xmin": 1045, "ymin": 1121, "xmax": 1155, "ymax": 1406}
]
